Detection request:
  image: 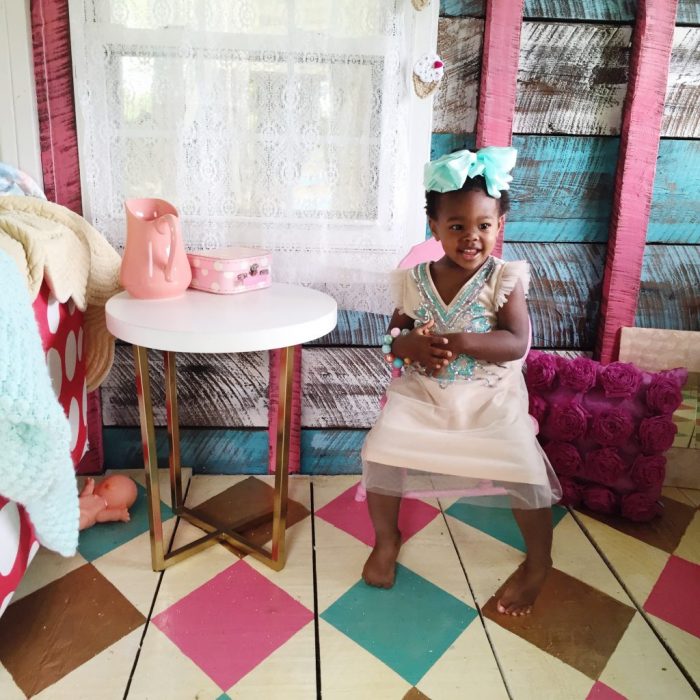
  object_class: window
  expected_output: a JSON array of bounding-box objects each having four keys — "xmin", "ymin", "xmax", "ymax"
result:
[{"xmin": 69, "ymin": 0, "xmax": 436, "ymax": 311}]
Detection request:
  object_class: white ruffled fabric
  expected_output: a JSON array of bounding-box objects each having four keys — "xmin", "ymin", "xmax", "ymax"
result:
[
  {"xmin": 494, "ymin": 259, "xmax": 530, "ymax": 310},
  {"xmin": 364, "ymin": 257, "xmax": 561, "ymax": 509}
]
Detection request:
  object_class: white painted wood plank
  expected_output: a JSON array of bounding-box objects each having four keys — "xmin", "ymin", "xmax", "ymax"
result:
[
  {"xmin": 663, "ymin": 27, "xmax": 700, "ymax": 139},
  {"xmin": 514, "ymin": 22, "xmax": 632, "ymax": 136},
  {"xmin": 433, "ymin": 17, "xmax": 483, "ymax": 134}
]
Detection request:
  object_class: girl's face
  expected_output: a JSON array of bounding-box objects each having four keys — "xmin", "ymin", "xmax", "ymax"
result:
[{"xmin": 428, "ymin": 188, "xmax": 503, "ymax": 274}]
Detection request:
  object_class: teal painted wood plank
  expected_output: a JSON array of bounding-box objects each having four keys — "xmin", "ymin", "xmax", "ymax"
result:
[
  {"xmin": 505, "ymin": 242, "xmax": 605, "ymax": 349},
  {"xmin": 648, "ymin": 139, "xmax": 700, "ymax": 243},
  {"xmin": 104, "ymin": 427, "xmax": 365, "ymax": 475},
  {"xmin": 678, "ymin": 1, "xmax": 700, "ymax": 25},
  {"xmin": 635, "ymin": 245, "xmax": 700, "ymax": 331},
  {"xmin": 441, "ymin": 0, "xmax": 483, "ymax": 17},
  {"xmin": 508, "ymin": 135, "xmax": 619, "ymax": 242},
  {"xmin": 432, "ymin": 133, "xmax": 619, "ymax": 243},
  {"xmin": 301, "ymin": 430, "xmax": 365, "ymax": 474},
  {"xmin": 431, "ymin": 132, "xmax": 476, "ymax": 159},
  {"xmin": 306, "ymin": 309, "xmax": 389, "ymax": 346},
  {"xmin": 103, "ymin": 427, "xmax": 269, "ymax": 473}
]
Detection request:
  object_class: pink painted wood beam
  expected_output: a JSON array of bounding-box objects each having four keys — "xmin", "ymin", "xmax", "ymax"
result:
[
  {"xmin": 31, "ymin": 0, "xmax": 82, "ymax": 214},
  {"xmin": 268, "ymin": 347, "xmax": 302, "ymax": 474},
  {"xmin": 596, "ymin": 0, "xmax": 678, "ymax": 364},
  {"xmin": 31, "ymin": 0, "xmax": 105, "ymax": 473},
  {"xmin": 475, "ymin": 0, "xmax": 524, "ymax": 257}
]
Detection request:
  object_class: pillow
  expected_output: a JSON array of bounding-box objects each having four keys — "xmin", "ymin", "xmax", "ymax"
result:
[
  {"xmin": 0, "ymin": 162, "xmax": 46, "ymax": 199},
  {"xmin": 525, "ymin": 351, "xmax": 687, "ymax": 522}
]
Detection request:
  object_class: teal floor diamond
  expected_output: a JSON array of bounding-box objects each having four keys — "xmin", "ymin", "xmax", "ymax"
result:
[
  {"xmin": 321, "ymin": 564, "xmax": 477, "ymax": 685},
  {"xmin": 77, "ymin": 482, "xmax": 173, "ymax": 562},
  {"xmin": 445, "ymin": 501, "xmax": 568, "ymax": 552}
]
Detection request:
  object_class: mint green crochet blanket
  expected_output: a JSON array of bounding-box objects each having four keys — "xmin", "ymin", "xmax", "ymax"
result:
[{"xmin": 0, "ymin": 251, "xmax": 78, "ymax": 556}]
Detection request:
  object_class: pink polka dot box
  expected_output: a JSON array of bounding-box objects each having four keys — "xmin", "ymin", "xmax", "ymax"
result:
[{"xmin": 187, "ymin": 247, "xmax": 271, "ymax": 294}]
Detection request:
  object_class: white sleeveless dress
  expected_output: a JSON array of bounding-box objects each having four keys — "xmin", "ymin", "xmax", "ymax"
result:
[{"xmin": 361, "ymin": 256, "xmax": 561, "ymax": 509}]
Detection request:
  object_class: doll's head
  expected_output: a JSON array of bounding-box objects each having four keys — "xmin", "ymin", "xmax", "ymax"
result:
[{"xmin": 94, "ymin": 475, "xmax": 138, "ymax": 509}]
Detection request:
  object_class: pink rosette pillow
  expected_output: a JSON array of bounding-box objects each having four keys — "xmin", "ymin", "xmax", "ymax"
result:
[
  {"xmin": 558, "ymin": 477, "xmax": 584, "ymax": 507},
  {"xmin": 559, "ymin": 356, "xmax": 597, "ymax": 392},
  {"xmin": 525, "ymin": 351, "xmax": 687, "ymax": 521},
  {"xmin": 630, "ymin": 455, "xmax": 666, "ymax": 491},
  {"xmin": 621, "ymin": 492, "xmax": 663, "ymax": 522},
  {"xmin": 583, "ymin": 486, "xmax": 619, "ymax": 515},
  {"xmin": 646, "ymin": 374, "xmax": 683, "ymax": 414},
  {"xmin": 586, "ymin": 448, "xmax": 627, "ymax": 486},
  {"xmin": 526, "ymin": 352, "xmax": 559, "ymax": 390},
  {"xmin": 544, "ymin": 442, "xmax": 582, "ymax": 477},
  {"xmin": 592, "ymin": 409, "xmax": 634, "ymax": 447},
  {"xmin": 600, "ymin": 362, "xmax": 643, "ymax": 399},
  {"xmin": 545, "ymin": 402, "xmax": 589, "ymax": 441},
  {"xmin": 639, "ymin": 416, "xmax": 677, "ymax": 453}
]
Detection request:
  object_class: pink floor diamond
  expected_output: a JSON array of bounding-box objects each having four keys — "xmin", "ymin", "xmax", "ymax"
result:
[
  {"xmin": 644, "ymin": 555, "xmax": 700, "ymax": 638},
  {"xmin": 586, "ymin": 681, "xmax": 628, "ymax": 699},
  {"xmin": 152, "ymin": 560, "xmax": 313, "ymax": 690},
  {"xmin": 316, "ymin": 483, "xmax": 440, "ymax": 546}
]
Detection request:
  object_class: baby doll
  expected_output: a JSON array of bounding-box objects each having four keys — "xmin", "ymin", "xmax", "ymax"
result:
[{"xmin": 78, "ymin": 475, "xmax": 138, "ymax": 530}]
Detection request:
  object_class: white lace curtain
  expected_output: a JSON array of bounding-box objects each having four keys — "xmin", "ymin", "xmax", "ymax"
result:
[{"xmin": 69, "ymin": 0, "xmax": 434, "ymax": 312}]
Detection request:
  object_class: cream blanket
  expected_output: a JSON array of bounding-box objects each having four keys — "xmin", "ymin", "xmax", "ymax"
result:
[{"xmin": 0, "ymin": 196, "xmax": 121, "ymax": 390}]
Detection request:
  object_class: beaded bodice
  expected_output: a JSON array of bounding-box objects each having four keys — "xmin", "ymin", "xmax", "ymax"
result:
[{"xmin": 408, "ymin": 257, "xmax": 505, "ymax": 386}]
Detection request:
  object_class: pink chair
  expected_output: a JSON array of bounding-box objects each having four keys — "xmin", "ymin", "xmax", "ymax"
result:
[{"xmin": 356, "ymin": 239, "xmax": 537, "ymax": 502}]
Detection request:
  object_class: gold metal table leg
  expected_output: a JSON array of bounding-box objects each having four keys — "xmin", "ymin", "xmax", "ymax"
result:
[
  {"xmin": 133, "ymin": 344, "xmax": 294, "ymax": 572},
  {"xmin": 270, "ymin": 345, "xmax": 293, "ymax": 570},
  {"xmin": 133, "ymin": 345, "xmax": 167, "ymax": 570},
  {"xmin": 164, "ymin": 351, "xmax": 183, "ymax": 512}
]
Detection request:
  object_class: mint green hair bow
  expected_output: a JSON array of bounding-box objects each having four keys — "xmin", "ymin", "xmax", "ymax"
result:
[{"xmin": 423, "ymin": 146, "xmax": 517, "ymax": 199}]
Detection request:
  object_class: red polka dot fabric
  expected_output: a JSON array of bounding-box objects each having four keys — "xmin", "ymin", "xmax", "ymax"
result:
[
  {"xmin": 32, "ymin": 282, "xmax": 88, "ymax": 465},
  {"xmin": 0, "ymin": 496, "xmax": 38, "ymax": 618}
]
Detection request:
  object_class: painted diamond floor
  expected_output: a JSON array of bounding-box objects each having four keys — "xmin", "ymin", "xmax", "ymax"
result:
[{"xmin": 2, "ymin": 473, "xmax": 699, "ymax": 699}]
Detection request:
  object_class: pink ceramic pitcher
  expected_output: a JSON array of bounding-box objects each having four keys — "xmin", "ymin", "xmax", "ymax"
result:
[{"xmin": 121, "ymin": 199, "xmax": 192, "ymax": 299}]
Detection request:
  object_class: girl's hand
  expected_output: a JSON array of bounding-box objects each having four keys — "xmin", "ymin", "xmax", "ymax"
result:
[{"xmin": 391, "ymin": 319, "xmax": 452, "ymax": 373}]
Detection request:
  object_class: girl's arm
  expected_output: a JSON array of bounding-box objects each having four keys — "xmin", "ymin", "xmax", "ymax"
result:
[
  {"xmin": 386, "ymin": 308, "xmax": 414, "ymax": 333},
  {"xmin": 443, "ymin": 281, "xmax": 530, "ymax": 363}
]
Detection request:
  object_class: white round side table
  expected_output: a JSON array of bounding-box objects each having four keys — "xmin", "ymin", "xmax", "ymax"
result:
[{"xmin": 106, "ymin": 284, "xmax": 337, "ymax": 571}]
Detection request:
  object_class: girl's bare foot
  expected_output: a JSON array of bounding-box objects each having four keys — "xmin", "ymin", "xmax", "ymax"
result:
[
  {"xmin": 362, "ymin": 533, "xmax": 402, "ymax": 588},
  {"xmin": 496, "ymin": 559, "xmax": 551, "ymax": 615}
]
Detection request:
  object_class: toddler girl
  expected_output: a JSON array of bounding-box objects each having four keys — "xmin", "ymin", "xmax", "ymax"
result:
[{"xmin": 361, "ymin": 147, "xmax": 561, "ymax": 615}]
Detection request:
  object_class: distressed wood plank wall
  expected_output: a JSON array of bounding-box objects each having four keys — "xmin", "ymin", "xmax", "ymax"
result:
[
  {"xmin": 441, "ymin": 1, "xmax": 699, "ymax": 24},
  {"xmin": 102, "ymin": 0, "xmax": 699, "ymax": 473},
  {"xmin": 663, "ymin": 27, "xmax": 700, "ymax": 138},
  {"xmin": 648, "ymin": 139, "xmax": 700, "ymax": 244},
  {"xmin": 596, "ymin": 0, "xmax": 679, "ymax": 362},
  {"xmin": 434, "ymin": 17, "xmax": 482, "ymax": 134},
  {"xmin": 636, "ymin": 246, "xmax": 700, "ymax": 331},
  {"xmin": 514, "ymin": 23, "xmax": 631, "ymax": 137}
]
